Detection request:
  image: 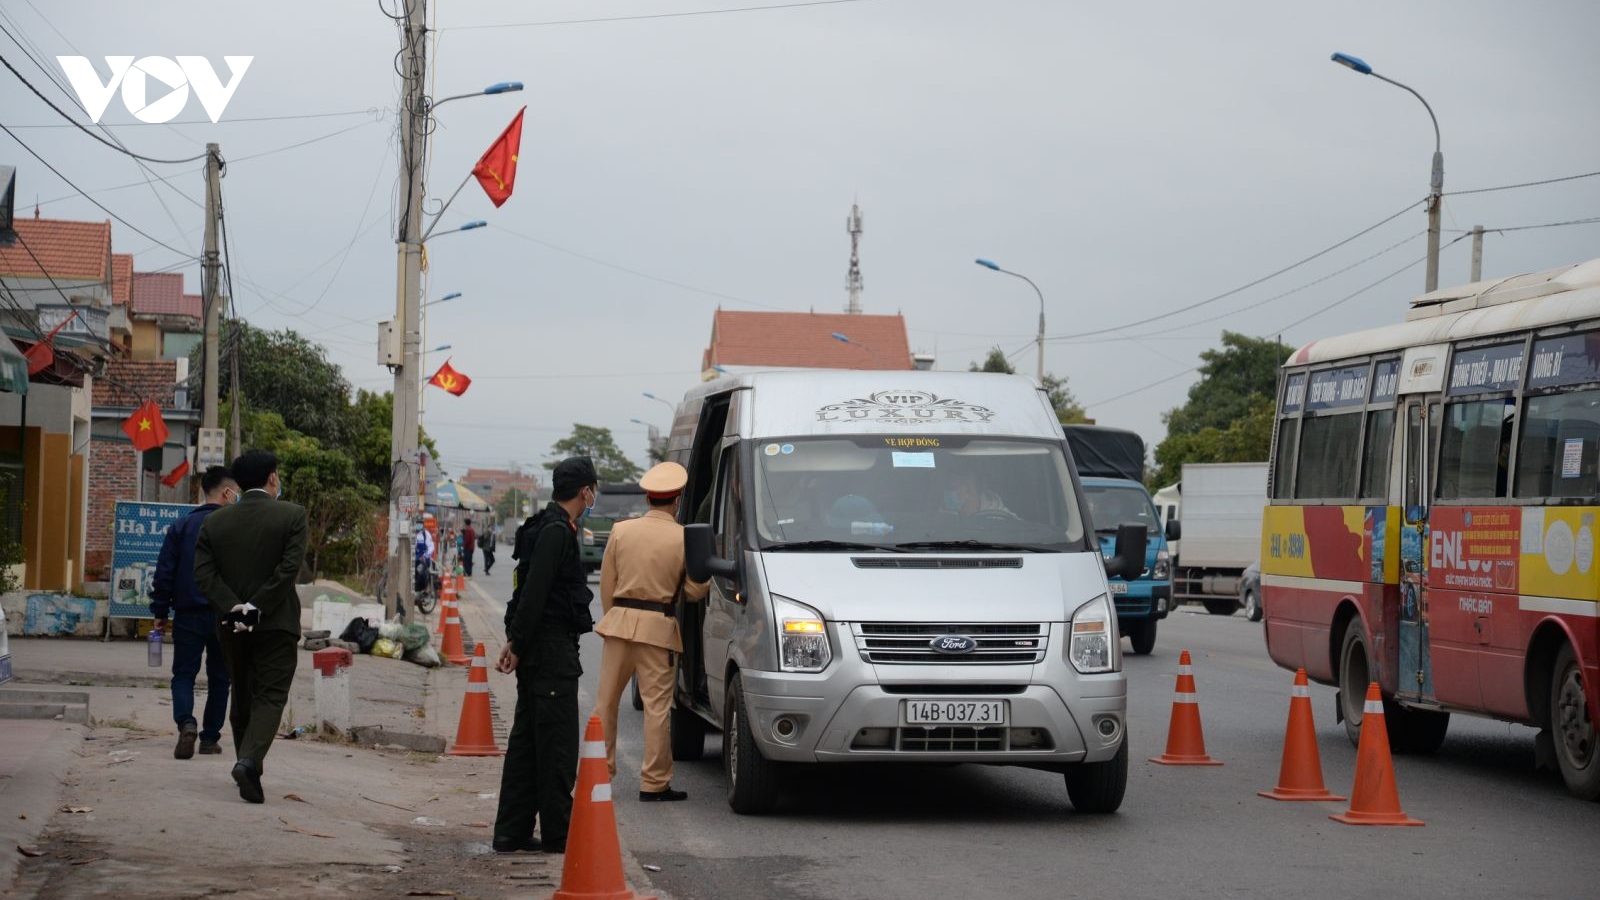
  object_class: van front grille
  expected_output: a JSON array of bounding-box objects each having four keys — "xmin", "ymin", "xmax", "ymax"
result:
[
  {"xmin": 852, "ymin": 623, "xmax": 1046, "ymax": 665},
  {"xmin": 852, "ymin": 557, "xmax": 1022, "ymax": 569},
  {"xmin": 898, "ymin": 726, "xmax": 1006, "ymax": 752}
]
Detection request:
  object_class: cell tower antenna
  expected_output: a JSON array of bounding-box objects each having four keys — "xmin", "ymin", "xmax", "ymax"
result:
[{"xmin": 845, "ymin": 201, "xmax": 864, "ymax": 314}]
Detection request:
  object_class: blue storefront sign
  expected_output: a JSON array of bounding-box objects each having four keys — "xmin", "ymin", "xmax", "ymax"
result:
[{"xmin": 109, "ymin": 501, "xmax": 194, "ymax": 619}]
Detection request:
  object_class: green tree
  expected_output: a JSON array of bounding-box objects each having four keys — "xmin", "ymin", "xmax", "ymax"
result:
[
  {"xmin": 969, "ymin": 347, "xmax": 1014, "ymax": 374},
  {"xmin": 348, "ymin": 389, "xmax": 438, "ymax": 489},
  {"xmin": 1151, "ymin": 332, "xmax": 1290, "ymax": 486},
  {"xmin": 214, "ymin": 320, "xmax": 359, "ymax": 452},
  {"xmin": 970, "ymin": 347, "xmax": 1087, "ymax": 423},
  {"xmin": 545, "ymin": 424, "xmax": 642, "ymax": 483}
]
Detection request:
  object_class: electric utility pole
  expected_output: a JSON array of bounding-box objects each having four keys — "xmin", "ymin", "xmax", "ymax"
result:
[
  {"xmin": 386, "ymin": 1, "xmax": 428, "ymax": 620},
  {"xmin": 201, "ymin": 142, "xmax": 221, "ymax": 430}
]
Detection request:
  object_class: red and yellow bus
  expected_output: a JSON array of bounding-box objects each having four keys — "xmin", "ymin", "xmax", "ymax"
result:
[{"xmin": 1262, "ymin": 256, "xmax": 1600, "ymax": 800}]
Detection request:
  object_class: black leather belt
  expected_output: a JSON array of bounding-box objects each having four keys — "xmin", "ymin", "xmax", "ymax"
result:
[{"xmin": 613, "ymin": 598, "xmax": 675, "ymax": 616}]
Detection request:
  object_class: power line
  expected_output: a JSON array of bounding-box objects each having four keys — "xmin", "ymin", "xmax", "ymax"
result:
[
  {"xmin": 1445, "ymin": 169, "xmax": 1600, "ymax": 198},
  {"xmin": 3, "ymin": 108, "xmax": 383, "ymax": 128},
  {"xmin": 0, "ymin": 50, "xmax": 207, "ymax": 164},
  {"xmin": 229, "ymin": 119, "xmax": 383, "ymax": 163},
  {"xmin": 1446, "ymin": 216, "xmax": 1600, "ymax": 235},
  {"xmin": 447, "ymin": 0, "xmax": 882, "ymax": 31}
]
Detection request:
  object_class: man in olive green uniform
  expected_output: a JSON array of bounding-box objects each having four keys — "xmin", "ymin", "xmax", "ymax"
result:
[
  {"xmin": 492, "ymin": 457, "xmax": 597, "ymax": 854},
  {"xmin": 193, "ymin": 449, "xmax": 308, "ymax": 804},
  {"xmin": 592, "ymin": 462, "xmax": 709, "ymax": 801}
]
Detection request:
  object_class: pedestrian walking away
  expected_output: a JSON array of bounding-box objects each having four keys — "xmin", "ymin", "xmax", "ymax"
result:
[
  {"xmin": 149, "ymin": 465, "xmax": 238, "ymax": 760},
  {"xmin": 492, "ymin": 457, "xmax": 598, "ymax": 854},
  {"xmin": 193, "ymin": 450, "xmax": 309, "ymax": 805},
  {"xmin": 592, "ymin": 461, "xmax": 709, "ymax": 801},
  {"xmin": 462, "ymin": 519, "xmax": 477, "ymax": 577},
  {"xmin": 481, "ymin": 524, "xmax": 497, "ymax": 575}
]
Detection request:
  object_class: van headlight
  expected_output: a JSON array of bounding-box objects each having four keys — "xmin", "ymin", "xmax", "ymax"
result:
[
  {"xmin": 1069, "ymin": 594, "xmax": 1119, "ymax": 674},
  {"xmin": 1153, "ymin": 548, "xmax": 1170, "ymax": 581},
  {"xmin": 774, "ymin": 595, "xmax": 831, "ymax": 673},
  {"xmin": 581, "ymin": 527, "xmax": 596, "ymax": 547}
]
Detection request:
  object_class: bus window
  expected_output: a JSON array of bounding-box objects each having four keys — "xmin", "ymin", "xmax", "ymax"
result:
[
  {"xmin": 1516, "ymin": 390, "xmax": 1600, "ymax": 499},
  {"xmin": 1437, "ymin": 398, "xmax": 1515, "ymax": 499},
  {"xmin": 1295, "ymin": 413, "xmax": 1361, "ymax": 499},
  {"xmin": 1360, "ymin": 408, "xmax": 1396, "ymax": 499},
  {"xmin": 1272, "ymin": 417, "xmax": 1299, "ymax": 499}
]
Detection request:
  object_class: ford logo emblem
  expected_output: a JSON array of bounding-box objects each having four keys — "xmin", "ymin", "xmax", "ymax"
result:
[{"xmin": 930, "ymin": 635, "xmax": 976, "ymax": 654}]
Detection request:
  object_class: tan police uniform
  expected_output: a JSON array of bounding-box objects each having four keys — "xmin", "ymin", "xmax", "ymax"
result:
[{"xmin": 592, "ymin": 463, "xmax": 709, "ymax": 797}]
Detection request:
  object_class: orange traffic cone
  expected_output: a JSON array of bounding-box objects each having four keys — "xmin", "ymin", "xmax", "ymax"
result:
[
  {"xmin": 439, "ymin": 595, "xmax": 470, "ymax": 666},
  {"xmin": 1330, "ymin": 683, "xmax": 1423, "ymax": 826},
  {"xmin": 1150, "ymin": 649, "xmax": 1223, "ymax": 766},
  {"xmin": 447, "ymin": 643, "xmax": 503, "ymax": 756},
  {"xmin": 1259, "ymin": 668, "xmax": 1344, "ymax": 801},
  {"xmin": 434, "ymin": 575, "xmax": 456, "ymax": 636},
  {"xmin": 455, "ymin": 573, "xmax": 466, "ymax": 595},
  {"xmin": 554, "ymin": 716, "xmax": 657, "ymax": 900}
]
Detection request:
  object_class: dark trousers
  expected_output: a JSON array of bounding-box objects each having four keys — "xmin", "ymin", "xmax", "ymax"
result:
[
  {"xmin": 482, "ymin": 546, "xmax": 495, "ymax": 574},
  {"xmin": 494, "ymin": 632, "xmax": 581, "ymax": 844},
  {"xmin": 218, "ymin": 629, "xmax": 299, "ymax": 768},
  {"xmin": 462, "ymin": 549, "xmax": 475, "ymax": 577},
  {"xmin": 171, "ymin": 609, "xmax": 230, "ymax": 743}
]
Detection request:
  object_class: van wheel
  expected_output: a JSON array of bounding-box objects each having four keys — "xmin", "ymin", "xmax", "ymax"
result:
[
  {"xmin": 1551, "ymin": 643, "xmax": 1600, "ymax": 800},
  {"xmin": 1243, "ymin": 589, "xmax": 1263, "ymax": 622},
  {"xmin": 1203, "ymin": 598, "xmax": 1239, "ymax": 616},
  {"xmin": 724, "ymin": 673, "xmax": 781, "ymax": 814},
  {"xmin": 1064, "ymin": 739, "xmax": 1128, "ymax": 813},
  {"xmin": 671, "ymin": 701, "xmax": 707, "ymax": 761},
  {"xmin": 1126, "ymin": 619, "xmax": 1156, "ymax": 655}
]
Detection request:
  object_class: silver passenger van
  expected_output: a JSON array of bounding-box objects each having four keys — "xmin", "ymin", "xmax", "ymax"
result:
[{"xmin": 671, "ymin": 371, "xmax": 1146, "ymax": 814}]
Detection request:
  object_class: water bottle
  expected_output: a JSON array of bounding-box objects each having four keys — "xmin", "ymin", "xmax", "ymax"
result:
[
  {"xmin": 850, "ymin": 521, "xmax": 895, "ymax": 537},
  {"xmin": 147, "ymin": 627, "xmax": 163, "ymax": 667}
]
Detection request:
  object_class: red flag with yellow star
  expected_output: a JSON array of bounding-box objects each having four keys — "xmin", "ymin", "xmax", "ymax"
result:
[
  {"xmin": 471, "ymin": 107, "xmax": 525, "ymax": 208},
  {"xmin": 121, "ymin": 400, "xmax": 169, "ymax": 452},
  {"xmin": 428, "ymin": 359, "xmax": 471, "ymax": 396}
]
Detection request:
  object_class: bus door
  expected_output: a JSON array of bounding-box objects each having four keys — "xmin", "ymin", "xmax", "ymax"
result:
[{"xmin": 1398, "ymin": 398, "xmax": 1439, "ymax": 702}]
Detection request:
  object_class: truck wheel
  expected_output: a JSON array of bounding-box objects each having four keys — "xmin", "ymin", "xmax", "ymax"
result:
[
  {"xmin": 1126, "ymin": 619, "xmax": 1156, "ymax": 655},
  {"xmin": 1203, "ymin": 598, "xmax": 1239, "ymax": 616},
  {"xmin": 1550, "ymin": 643, "xmax": 1600, "ymax": 800},
  {"xmin": 1338, "ymin": 617, "xmax": 1370, "ymax": 747},
  {"xmin": 724, "ymin": 673, "xmax": 781, "ymax": 814},
  {"xmin": 1243, "ymin": 589, "xmax": 1262, "ymax": 622},
  {"xmin": 670, "ymin": 700, "xmax": 708, "ymax": 761},
  {"xmin": 1064, "ymin": 739, "xmax": 1128, "ymax": 813}
]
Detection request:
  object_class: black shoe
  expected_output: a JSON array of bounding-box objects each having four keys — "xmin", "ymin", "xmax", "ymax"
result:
[
  {"xmin": 232, "ymin": 759, "xmax": 265, "ymax": 804},
  {"xmin": 198, "ymin": 741, "xmax": 223, "ymax": 755},
  {"xmin": 542, "ymin": 839, "xmax": 566, "ymax": 855},
  {"xmin": 639, "ymin": 787, "xmax": 688, "ymax": 802},
  {"xmin": 492, "ymin": 836, "xmax": 541, "ymax": 853},
  {"xmin": 174, "ymin": 721, "xmax": 198, "ymax": 760}
]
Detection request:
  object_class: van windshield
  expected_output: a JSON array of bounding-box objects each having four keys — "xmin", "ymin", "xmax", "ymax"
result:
[
  {"xmin": 1082, "ymin": 484, "xmax": 1160, "ymax": 535},
  {"xmin": 751, "ymin": 437, "xmax": 1086, "ymax": 552}
]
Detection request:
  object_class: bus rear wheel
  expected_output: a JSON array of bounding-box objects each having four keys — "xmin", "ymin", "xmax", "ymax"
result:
[
  {"xmin": 1551, "ymin": 643, "xmax": 1600, "ymax": 800},
  {"xmin": 1338, "ymin": 617, "xmax": 1371, "ymax": 747}
]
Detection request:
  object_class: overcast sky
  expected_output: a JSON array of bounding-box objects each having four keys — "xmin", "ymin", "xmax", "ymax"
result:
[{"xmin": 4, "ymin": 0, "xmax": 1599, "ymax": 480}]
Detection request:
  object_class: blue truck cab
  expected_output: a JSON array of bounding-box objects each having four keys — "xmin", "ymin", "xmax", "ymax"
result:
[{"xmin": 1063, "ymin": 426, "xmax": 1176, "ymax": 655}]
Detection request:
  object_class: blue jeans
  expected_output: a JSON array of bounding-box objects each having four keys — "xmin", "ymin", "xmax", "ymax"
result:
[{"xmin": 171, "ymin": 609, "xmax": 230, "ymax": 743}]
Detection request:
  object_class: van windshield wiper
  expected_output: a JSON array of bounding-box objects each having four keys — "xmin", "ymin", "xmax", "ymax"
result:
[
  {"xmin": 892, "ymin": 540, "xmax": 1053, "ymax": 553},
  {"xmin": 766, "ymin": 540, "xmax": 902, "ymax": 552}
]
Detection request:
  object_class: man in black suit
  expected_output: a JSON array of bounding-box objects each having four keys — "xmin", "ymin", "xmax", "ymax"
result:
[{"xmin": 194, "ymin": 450, "xmax": 308, "ymax": 804}]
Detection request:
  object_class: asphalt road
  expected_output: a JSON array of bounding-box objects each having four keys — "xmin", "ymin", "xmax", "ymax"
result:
[{"xmin": 470, "ymin": 562, "xmax": 1593, "ymax": 900}]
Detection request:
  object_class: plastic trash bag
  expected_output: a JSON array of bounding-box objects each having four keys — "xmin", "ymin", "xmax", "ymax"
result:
[{"xmin": 372, "ymin": 637, "xmax": 404, "ymax": 659}]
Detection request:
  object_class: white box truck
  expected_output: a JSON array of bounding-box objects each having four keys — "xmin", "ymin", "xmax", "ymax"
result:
[{"xmin": 1162, "ymin": 462, "xmax": 1267, "ymax": 616}]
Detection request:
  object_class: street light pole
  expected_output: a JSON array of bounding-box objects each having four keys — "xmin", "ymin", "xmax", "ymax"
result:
[
  {"xmin": 830, "ymin": 332, "xmax": 884, "ymax": 368},
  {"xmin": 1331, "ymin": 52, "xmax": 1444, "ymax": 293},
  {"xmin": 974, "ymin": 259, "xmax": 1046, "ymax": 383}
]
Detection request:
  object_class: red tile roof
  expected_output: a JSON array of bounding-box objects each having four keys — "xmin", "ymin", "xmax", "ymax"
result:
[
  {"xmin": 91, "ymin": 358, "xmax": 178, "ymax": 407},
  {"xmin": 129, "ymin": 272, "xmax": 199, "ymax": 319},
  {"xmin": 0, "ymin": 217, "xmax": 112, "ymax": 283},
  {"xmin": 111, "ymin": 254, "xmax": 133, "ymax": 305},
  {"xmin": 703, "ymin": 310, "xmax": 912, "ymax": 371}
]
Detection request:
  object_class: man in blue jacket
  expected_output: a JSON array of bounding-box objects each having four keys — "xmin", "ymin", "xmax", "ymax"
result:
[{"xmin": 150, "ymin": 465, "xmax": 238, "ymax": 760}]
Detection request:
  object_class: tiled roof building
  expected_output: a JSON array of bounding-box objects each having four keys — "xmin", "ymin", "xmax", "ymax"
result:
[{"xmin": 701, "ymin": 310, "xmax": 913, "ymax": 373}]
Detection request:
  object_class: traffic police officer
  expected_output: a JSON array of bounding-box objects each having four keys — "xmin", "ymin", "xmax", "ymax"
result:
[
  {"xmin": 492, "ymin": 457, "xmax": 597, "ymax": 854},
  {"xmin": 592, "ymin": 461, "xmax": 709, "ymax": 801}
]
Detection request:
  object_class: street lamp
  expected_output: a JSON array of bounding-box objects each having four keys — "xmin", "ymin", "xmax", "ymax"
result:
[
  {"xmin": 973, "ymin": 259, "xmax": 1046, "ymax": 382},
  {"xmin": 424, "ymin": 291, "xmax": 462, "ymax": 308},
  {"xmin": 425, "ymin": 344, "xmax": 452, "ymax": 354},
  {"xmin": 830, "ymin": 332, "xmax": 884, "ymax": 368},
  {"xmin": 1331, "ymin": 51, "xmax": 1444, "ymax": 293},
  {"xmin": 431, "ymin": 81, "xmax": 525, "ymax": 111},
  {"xmin": 642, "ymin": 392, "xmax": 674, "ymax": 410}
]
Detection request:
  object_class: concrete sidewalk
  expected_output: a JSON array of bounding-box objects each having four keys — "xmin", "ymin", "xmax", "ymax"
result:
[{"xmin": 0, "ymin": 590, "xmax": 580, "ymax": 900}]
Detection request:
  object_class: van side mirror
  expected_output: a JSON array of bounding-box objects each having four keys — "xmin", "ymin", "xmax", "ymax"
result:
[
  {"xmin": 1104, "ymin": 522, "xmax": 1148, "ymax": 582},
  {"xmin": 685, "ymin": 523, "xmax": 737, "ymax": 582},
  {"xmin": 1165, "ymin": 518, "xmax": 1181, "ymax": 542}
]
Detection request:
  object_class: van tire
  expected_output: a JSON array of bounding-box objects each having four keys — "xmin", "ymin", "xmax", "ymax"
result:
[
  {"xmin": 1203, "ymin": 598, "xmax": 1239, "ymax": 616},
  {"xmin": 1064, "ymin": 739, "xmax": 1128, "ymax": 814},
  {"xmin": 671, "ymin": 701, "xmax": 707, "ymax": 761},
  {"xmin": 1126, "ymin": 619, "xmax": 1156, "ymax": 655},
  {"xmin": 1550, "ymin": 643, "xmax": 1600, "ymax": 800},
  {"xmin": 724, "ymin": 673, "xmax": 781, "ymax": 814}
]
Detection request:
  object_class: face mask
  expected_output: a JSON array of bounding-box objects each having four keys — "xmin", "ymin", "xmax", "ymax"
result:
[{"xmin": 583, "ymin": 489, "xmax": 597, "ymax": 518}]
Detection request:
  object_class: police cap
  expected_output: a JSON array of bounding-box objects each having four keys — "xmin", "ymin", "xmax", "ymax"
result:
[
  {"xmin": 552, "ymin": 456, "xmax": 598, "ymax": 496},
  {"xmin": 639, "ymin": 461, "xmax": 689, "ymax": 500}
]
